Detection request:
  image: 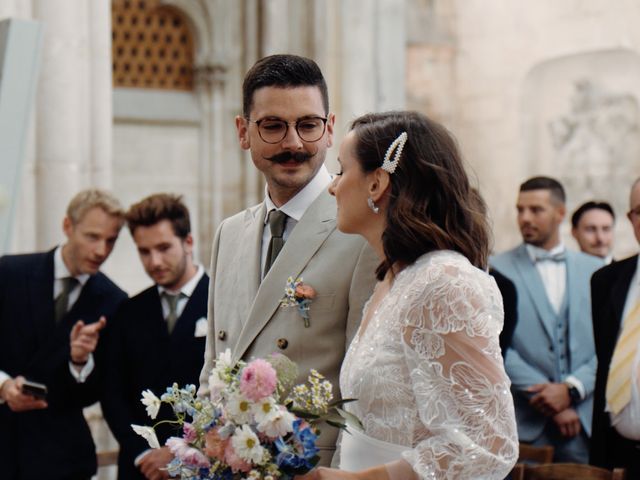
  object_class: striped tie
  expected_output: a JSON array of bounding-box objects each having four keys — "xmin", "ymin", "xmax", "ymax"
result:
[{"xmin": 606, "ymin": 300, "xmax": 640, "ymax": 414}]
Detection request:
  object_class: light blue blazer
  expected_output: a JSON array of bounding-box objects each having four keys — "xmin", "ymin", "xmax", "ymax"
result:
[{"xmin": 491, "ymin": 244, "xmax": 602, "ymax": 441}]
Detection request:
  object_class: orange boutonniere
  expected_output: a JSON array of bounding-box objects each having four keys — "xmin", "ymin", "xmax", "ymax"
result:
[{"xmin": 280, "ymin": 276, "xmax": 316, "ymax": 327}]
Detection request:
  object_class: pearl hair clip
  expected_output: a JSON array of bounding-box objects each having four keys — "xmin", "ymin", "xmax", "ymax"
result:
[{"xmin": 381, "ymin": 131, "xmax": 408, "ymax": 174}]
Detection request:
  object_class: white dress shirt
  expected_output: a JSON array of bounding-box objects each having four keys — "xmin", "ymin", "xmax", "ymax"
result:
[
  {"xmin": 526, "ymin": 243, "xmax": 567, "ymax": 314},
  {"xmin": 260, "ymin": 165, "xmax": 332, "ymax": 277},
  {"xmin": 609, "ymin": 254, "xmax": 640, "ymax": 440},
  {"xmin": 53, "ymin": 246, "xmax": 95, "ymax": 382}
]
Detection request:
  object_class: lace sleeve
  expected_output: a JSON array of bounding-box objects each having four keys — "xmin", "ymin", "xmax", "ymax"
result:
[{"xmin": 399, "ymin": 260, "xmax": 518, "ymax": 479}]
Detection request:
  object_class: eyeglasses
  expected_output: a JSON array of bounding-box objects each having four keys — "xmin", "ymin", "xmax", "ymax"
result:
[
  {"xmin": 246, "ymin": 116, "xmax": 328, "ymax": 144},
  {"xmin": 628, "ymin": 206, "xmax": 640, "ymax": 218}
]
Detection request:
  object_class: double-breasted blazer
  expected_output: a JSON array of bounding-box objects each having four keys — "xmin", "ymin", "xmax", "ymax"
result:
[
  {"xmin": 0, "ymin": 250, "xmax": 126, "ymax": 480},
  {"xmin": 491, "ymin": 244, "xmax": 602, "ymax": 441},
  {"xmin": 199, "ymin": 190, "xmax": 377, "ymax": 460}
]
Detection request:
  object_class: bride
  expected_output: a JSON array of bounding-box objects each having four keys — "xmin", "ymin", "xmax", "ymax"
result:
[{"xmin": 308, "ymin": 111, "xmax": 518, "ymax": 479}]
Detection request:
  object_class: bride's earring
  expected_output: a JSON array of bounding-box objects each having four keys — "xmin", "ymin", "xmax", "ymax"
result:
[{"xmin": 367, "ymin": 197, "xmax": 380, "ymax": 214}]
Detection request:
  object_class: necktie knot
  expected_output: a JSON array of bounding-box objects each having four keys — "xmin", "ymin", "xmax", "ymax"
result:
[
  {"xmin": 268, "ymin": 209, "xmax": 287, "ymax": 238},
  {"xmin": 264, "ymin": 210, "xmax": 288, "ymax": 275},
  {"xmin": 534, "ymin": 251, "xmax": 566, "ymax": 263},
  {"xmin": 162, "ymin": 291, "xmax": 186, "ymax": 333},
  {"xmin": 55, "ymin": 276, "xmax": 79, "ymax": 323}
]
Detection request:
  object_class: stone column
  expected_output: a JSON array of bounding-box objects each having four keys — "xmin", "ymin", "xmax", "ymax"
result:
[
  {"xmin": 339, "ymin": 0, "xmax": 406, "ymax": 119},
  {"xmin": 194, "ymin": 62, "xmax": 227, "ymax": 263},
  {"xmin": 31, "ymin": 0, "xmax": 112, "ymax": 248},
  {"xmin": 311, "ymin": 0, "xmax": 406, "ymax": 166},
  {"xmin": 88, "ymin": 0, "xmax": 113, "ymax": 188}
]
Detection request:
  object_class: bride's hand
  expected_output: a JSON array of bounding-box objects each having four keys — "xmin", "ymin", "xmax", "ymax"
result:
[{"xmin": 296, "ymin": 467, "xmax": 359, "ymax": 480}]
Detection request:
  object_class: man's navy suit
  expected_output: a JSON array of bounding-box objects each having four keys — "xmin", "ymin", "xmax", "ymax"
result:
[
  {"xmin": 0, "ymin": 250, "xmax": 127, "ymax": 480},
  {"xmin": 101, "ymin": 274, "xmax": 209, "ymax": 480},
  {"xmin": 590, "ymin": 255, "xmax": 640, "ymax": 478}
]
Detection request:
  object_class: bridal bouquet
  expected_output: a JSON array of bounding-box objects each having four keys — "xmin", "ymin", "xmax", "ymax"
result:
[{"xmin": 132, "ymin": 350, "xmax": 357, "ymax": 480}]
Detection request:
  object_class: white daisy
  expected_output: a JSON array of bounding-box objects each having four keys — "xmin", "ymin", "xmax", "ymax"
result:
[
  {"xmin": 131, "ymin": 424, "xmax": 160, "ymax": 449},
  {"xmin": 231, "ymin": 425, "xmax": 266, "ymax": 464},
  {"xmin": 256, "ymin": 406, "xmax": 295, "ymax": 438},
  {"xmin": 226, "ymin": 392, "xmax": 254, "ymax": 424},
  {"xmin": 251, "ymin": 397, "xmax": 277, "ymax": 423},
  {"xmin": 140, "ymin": 389, "xmax": 161, "ymax": 419}
]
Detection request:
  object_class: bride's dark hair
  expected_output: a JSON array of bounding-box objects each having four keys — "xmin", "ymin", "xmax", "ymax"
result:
[{"xmin": 350, "ymin": 111, "xmax": 490, "ymax": 280}]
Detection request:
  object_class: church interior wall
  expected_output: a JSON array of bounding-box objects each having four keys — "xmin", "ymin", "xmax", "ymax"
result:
[{"xmin": 405, "ymin": 0, "xmax": 640, "ymax": 258}]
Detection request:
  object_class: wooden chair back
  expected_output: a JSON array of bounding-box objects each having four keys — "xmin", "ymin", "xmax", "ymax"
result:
[
  {"xmin": 518, "ymin": 443, "xmax": 555, "ymax": 464},
  {"xmin": 520, "ymin": 463, "xmax": 626, "ymax": 480}
]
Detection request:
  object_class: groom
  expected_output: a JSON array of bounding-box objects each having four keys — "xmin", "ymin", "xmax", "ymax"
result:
[{"xmin": 198, "ymin": 54, "xmax": 377, "ymax": 464}]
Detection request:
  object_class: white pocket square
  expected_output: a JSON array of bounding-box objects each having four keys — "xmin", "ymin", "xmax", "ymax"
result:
[{"xmin": 194, "ymin": 317, "xmax": 208, "ymax": 337}]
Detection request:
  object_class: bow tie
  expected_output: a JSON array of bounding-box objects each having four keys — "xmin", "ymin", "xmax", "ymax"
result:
[{"xmin": 534, "ymin": 251, "xmax": 566, "ymax": 263}]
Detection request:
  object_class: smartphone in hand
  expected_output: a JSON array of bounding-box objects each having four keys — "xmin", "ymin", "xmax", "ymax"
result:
[{"xmin": 21, "ymin": 380, "xmax": 48, "ymax": 400}]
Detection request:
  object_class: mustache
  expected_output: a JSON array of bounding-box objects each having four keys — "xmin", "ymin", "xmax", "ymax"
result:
[{"xmin": 265, "ymin": 151, "xmax": 313, "ymax": 164}]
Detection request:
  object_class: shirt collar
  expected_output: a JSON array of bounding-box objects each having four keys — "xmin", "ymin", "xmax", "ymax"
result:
[
  {"xmin": 525, "ymin": 242, "xmax": 566, "ymax": 263},
  {"xmin": 264, "ymin": 165, "xmax": 331, "ymax": 223},
  {"xmin": 54, "ymin": 245, "xmax": 90, "ymax": 286},
  {"xmin": 157, "ymin": 264, "xmax": 205, "ymax": 298}
]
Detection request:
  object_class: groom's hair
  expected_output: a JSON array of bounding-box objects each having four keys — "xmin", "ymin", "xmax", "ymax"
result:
[
  {"xmin": 520, "ymin": 176, "xmax": 566, "ymax": 205},
  {"xmin": 126, "ymin": 193, "xmax": 191, "ymax": 239},
  {"xmin": 242, "ymin": 54, "xmax": 329, "ymax": 116}
]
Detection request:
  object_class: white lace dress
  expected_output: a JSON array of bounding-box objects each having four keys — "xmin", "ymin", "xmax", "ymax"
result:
[{"xmin": 339, "ymin": 250, "xmax": 518, "ymax": 479}]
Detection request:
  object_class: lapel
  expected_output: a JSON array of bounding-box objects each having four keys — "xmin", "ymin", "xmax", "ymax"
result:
[
  {"xmin": 28, "ymin": 250, "xmax": 56, "ymax": 348},
  {"xmin": 236, "ymin": 203, "xmax": 266, "ymax": 323},
  {"xmin": 512, "ymin": 244, "xmax": 556, "ymax": 341},
  {"xmin": 232, "ymin": 191, "xmax": 336, "ymax": 361},
  {"xmin": 565, "ymin": 251, "xmax": 583, "ymax": 352},
  {"xmin": 173, "ymin": 274, "xmax": 209, "ymax": 337},
  {"xmin": 610, "ymin": 256, "xmax": 638, "ymax": 331}
]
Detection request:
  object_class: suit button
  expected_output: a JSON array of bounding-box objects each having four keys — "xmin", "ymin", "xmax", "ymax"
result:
[
  {"xmin": 218, "ymin": 330, "xmax": 227, "ymax": 341},
  {"xmin": 277, "ymin": 338, "xmax": 288, "ymax": 350}
]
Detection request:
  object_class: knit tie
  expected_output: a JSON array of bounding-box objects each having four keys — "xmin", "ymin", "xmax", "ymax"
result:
[{"xmin": 264, "ymin": 209, "xmax": 288, "ymax": 274}]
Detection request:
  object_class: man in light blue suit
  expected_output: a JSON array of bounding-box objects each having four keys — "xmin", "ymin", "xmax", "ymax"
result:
[{"xmin": 491, "ymin": 176, "xmax": 602, "ymax": 463}]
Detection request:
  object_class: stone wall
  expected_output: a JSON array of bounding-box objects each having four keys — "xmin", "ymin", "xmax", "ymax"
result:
[{"xmin": 405, "ymin": 0, "xmax": 640, "ymax": 256}]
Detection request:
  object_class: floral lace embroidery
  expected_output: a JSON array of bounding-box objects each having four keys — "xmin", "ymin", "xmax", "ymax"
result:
[{"xmin": 340, "ymin": 250, "xmax": 518, "ymax": 479}]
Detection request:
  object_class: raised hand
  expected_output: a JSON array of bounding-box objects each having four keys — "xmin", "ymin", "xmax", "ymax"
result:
[
  {"xmin": 70, "ymin": 316, "xmax": 107, "ymax": 365},
  {"xmin": 0, "ymin": 376, "xmax": 48, "ymax": 412}
]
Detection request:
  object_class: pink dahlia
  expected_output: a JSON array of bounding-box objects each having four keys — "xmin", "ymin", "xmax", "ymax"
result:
[
  {"xmin": 239, "ymin": 359, "xmax": 277, "ymax": 402},
  {"xmin": 166, "ymin": 437, "xmax": 211, "ymax": 467}
]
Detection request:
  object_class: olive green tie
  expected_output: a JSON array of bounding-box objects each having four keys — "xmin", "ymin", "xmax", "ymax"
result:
[
  {"xmin": 264, "ymin": 209, "xmax": 288, "ymax": 274},
  {"xmin": 55, "ymin": 277, "xmax": 78, "ymax": 323},
  {"xmin": 163, "ymin": 292, "xmax": 184, "ymax": 334}
]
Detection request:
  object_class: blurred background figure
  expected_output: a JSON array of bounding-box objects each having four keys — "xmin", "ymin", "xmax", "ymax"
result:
[
  {"xmin": 571, "ymin": 201, "xmax": 616, "ymax": 264},
  {"xmin": 101, "ymin": 194, "xmax": 208, "ymax": 480}
]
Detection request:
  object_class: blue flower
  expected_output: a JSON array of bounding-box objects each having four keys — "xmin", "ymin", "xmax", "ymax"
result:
[
  {"xmin": 166, "ymin": 457, "xmax": 182, "ymax": 477},
  {"xmin": 275, "ymin": 437, "xmax": 309, "ymax": 469},
  {"xmin": 292, "ymin": 420, "xmax": 319, "ymax": 459},
  {"xmin": 274, "ymin": 421, "xmax": 320, "ymax": 471}
]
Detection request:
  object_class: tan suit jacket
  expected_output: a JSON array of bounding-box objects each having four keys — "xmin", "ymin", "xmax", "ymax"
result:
[{"xmin": 199, "ymin": 190, "xmax": 377, "ymax": 462}]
